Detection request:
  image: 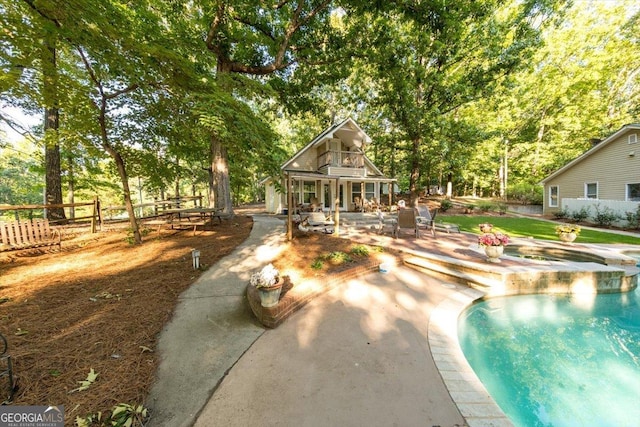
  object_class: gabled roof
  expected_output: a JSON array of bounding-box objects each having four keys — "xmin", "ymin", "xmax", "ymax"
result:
[
  {"xmin": 540, "ymin": 123, "xmax": 640, "ymax": 184},
  {"xmin": 281, "ymin": 117, "xmax": 383, "ymax": 175}
]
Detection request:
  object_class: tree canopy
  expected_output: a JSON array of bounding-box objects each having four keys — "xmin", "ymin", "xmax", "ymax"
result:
[{"xmin": 1, "ymin": 0, "xmax": 639, "ymax": 229}]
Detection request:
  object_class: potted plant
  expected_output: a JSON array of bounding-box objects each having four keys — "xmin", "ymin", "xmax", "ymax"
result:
[
  {"xmin": 555, "ymin": 224, "xmax": 581, "ymax": 244},
  {"xmin": 478, "ymin": 223, "xmax": 493, "ymax": 233},
  {"xmin": 478, "ymin": 232, "xmax": 510, "ymax": 263},
  {"xmin": 250, "ymin": 263, "xmax": 284, "ymax": 307}
]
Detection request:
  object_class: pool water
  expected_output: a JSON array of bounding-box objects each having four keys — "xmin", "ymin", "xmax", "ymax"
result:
[{"xmin": 458, "ymin": 288, "xmax": 640, "ymax": 427}]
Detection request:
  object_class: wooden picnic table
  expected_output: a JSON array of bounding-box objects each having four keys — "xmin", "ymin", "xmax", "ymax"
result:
[
  {"xmin": 171, "ymin": 207, "xmax": 226, "ymax": 224},
  {"xmin": 149, "ymin": 208, "xmax": 226, "ymax": 235}
]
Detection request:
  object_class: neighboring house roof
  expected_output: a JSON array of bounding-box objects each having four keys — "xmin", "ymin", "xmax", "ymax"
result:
[
  {"xmin": 540, "ymin": 123, "xmax": 640, "ymax": 184},
  {"xmin": 281, "ymin": 117, "xmax": 384, "ymax": 176}
]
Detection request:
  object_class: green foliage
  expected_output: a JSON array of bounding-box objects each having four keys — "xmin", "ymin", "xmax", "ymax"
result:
[
  {"xmin": 477, "ymin": 201, "xmax": 495, "ymax": 213},
  {"xmin": 592, "ymin": 204, "xmax": 620, "ymax": 227},
  {"xmin": 570, "ymin": 206, "xmax": 591, "ymax": 223},
  {"xmin": 625, "ymin": 206, "xmax": 640, "ymax": 230},
  {"xmin": 350, "ymin": 244, "xmax": 370, "ymax": 257},
  {"xmin": 75, "ymin": 402, "xmax": 148, "ymax": 427},
  {"xmin": 320, "ymin": 251, "xmax": 352, "ymax": 265},
  {"xmin": 109, "ymin": 403, "xmax": 148, "ymax": 427},
  {"xmin": 439, "ymin": 199, "xmax": 453, "ymax": 212},
  {"xmin": 0, "ymin": 143, "xmax": 44, "ymax": 208},
  {"xmin": 311, "ymin": 259, "xmax": 323, "ymax": 270},
  {"xmin": 509, "ymin": 182, "xmax": 543, "ymax": 205},
  {"xmin": 553, "ymin": 208, "xmax": 569, "ymax": 219}
]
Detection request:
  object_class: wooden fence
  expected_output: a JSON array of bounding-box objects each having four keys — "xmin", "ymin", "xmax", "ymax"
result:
[{"xmin": 0, "ymin": 195, "xmax": 204, "ymax": 233}]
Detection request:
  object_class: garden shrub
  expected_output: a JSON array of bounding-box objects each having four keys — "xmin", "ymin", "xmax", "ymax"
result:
[
  {"xmin": 625, "ymin": 206, "xmax": 640, "ymax": 229},
  {"xmin": 570, "ymin": 206, "xmax": 590, "ymax": 223},
  {"xmin": 477, "ymin": 201, "xmax": 495, "ymax": 213},
  {"xmin": 593, "ymin": 204, "xmax": 619, "ymax": 227},
  {"xmin": 553, "ymin": 208, "xmax": 569, "ymax": 219},
  {"xmin": 350, "ymin": 244, "xmax": 370, "ymax": 256},
  {"xmin": 439, "ymin": 199, "xmax": 453, "ymax": 212},
  {"xmin": 508, "ymin": 182, "xmax": 543, "ymax": 205}
]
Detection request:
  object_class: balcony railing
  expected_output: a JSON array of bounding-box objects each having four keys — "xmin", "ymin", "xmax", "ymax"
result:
[{"xmin": 317, "ymin": 150, "xmax": 364, "ymax": 169}]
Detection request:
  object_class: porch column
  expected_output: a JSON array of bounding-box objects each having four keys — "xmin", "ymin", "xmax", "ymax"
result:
[
  {"xmin": 287, "ymin": 173, "xmax": 293, "ymax": 241},
  {"xmin": 334, "ymin": 177, "xmax": 340, "ymax": 236}
]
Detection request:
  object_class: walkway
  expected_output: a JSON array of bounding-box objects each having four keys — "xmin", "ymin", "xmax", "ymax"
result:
[
  {"xmin": 145, "ymin": 216, "xmax": 288, "ymax": 427},
  {"xmin": 145, "ymin": 215, "xmax": 471, "ymax": 427}
]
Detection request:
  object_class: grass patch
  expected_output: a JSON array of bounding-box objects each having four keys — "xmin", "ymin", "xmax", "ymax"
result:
[{"xmin": 438, "ymin": 215, "xmax": 640, "ymax": 245}]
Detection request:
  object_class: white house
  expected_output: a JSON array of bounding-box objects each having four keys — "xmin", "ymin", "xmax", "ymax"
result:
[{"xmin": 263, "ymin": 118, "xmax": 396, "ymax": 215}]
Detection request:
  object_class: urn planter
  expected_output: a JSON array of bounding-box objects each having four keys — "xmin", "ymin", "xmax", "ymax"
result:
[
  {"xmin": 257, "ymin": 277, "xmax": 284, "ymax": 308},
  {"xmin": 484, "ymin": 245, "xmax": 504, "ymax": 263},
  {"xmin": 558, "ymin": 232, "xmax": 577, "ymax": 244}
]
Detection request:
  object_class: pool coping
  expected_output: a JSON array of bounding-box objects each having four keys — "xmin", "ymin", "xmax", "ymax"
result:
[{"xmin": 428, "ymin": 287, "xmax": 515, "ymax": 427}]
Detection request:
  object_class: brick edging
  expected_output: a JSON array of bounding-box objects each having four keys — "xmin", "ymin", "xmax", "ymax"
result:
[{"xmin": 247, "ymin": 257, "xmax": 391, "ymax": 328}]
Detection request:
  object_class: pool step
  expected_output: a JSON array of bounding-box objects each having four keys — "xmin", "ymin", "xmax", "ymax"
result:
[
  {"xmin": 402, "ymin": 247, "xmax": 638, "ymax": 296},
  {"xmin": 403, "ymin": 254, "xmax": 503, "ymax": 291}
]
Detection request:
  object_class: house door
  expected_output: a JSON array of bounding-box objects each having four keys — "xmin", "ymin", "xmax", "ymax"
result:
[{"xmin": 323, "ymin": 182, "xmax": 345, "ymax": 211}]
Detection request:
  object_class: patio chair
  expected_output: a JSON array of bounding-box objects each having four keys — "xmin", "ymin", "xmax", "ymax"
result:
[
  {"xmin": 396, "ymin": 207, "xmax": 420, "ymax": 238},
  {"xmin": 299, "ymin": 211, "xmax": 335, "ymax": 234},
  {"xmin": 416, "ymin": 206, "xmax": 436, "ymax": 237}
]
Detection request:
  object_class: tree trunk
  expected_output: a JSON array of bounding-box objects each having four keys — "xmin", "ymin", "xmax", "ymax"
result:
[
  {"xmin": 209, "ymin": 134, "xmax": 234, "ymax": 215},
  {"xmin": 42, "ymin": 41, "xmax": 66, "ymax": 221},
  {"xmin": 112, "ymin": 151, "xmax": 140, "ymax": 243},
  {"xmin": 67, "ymin": 154, "xmax": 75, "ymax": 219},
  {"xmin": 98, "ymin": 101, "xmax": 141, "ymax": 244},
  {"xmin": 408, "ymin": 136, "xmax": 421, "ymax": 207}
]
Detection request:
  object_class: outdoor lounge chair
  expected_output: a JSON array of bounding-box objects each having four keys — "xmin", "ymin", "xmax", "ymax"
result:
[
  {"xmin": 299, "ymin": 211, "xmax": 335, "ymax": 234},
  {"xmin": 418, "ymin": 205, "xmax": 460, "ymax": 234},
  {"xmin": 396, "ymin": 207, "xmax": 420, "ymax": 238},
  {"xmin": 416, "ymin": 206, "xmax": 437, "ymax": 237}
]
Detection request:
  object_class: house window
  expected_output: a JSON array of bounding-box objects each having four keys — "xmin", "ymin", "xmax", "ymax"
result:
[
  {"xmin": 365, "ymin": 182, "xmax": 375, "ymax": 202},
  {"xmin": 627, "ymin": 183, "xmax": 640, "ymax": 201},
  {"xmin": 549, "ymin": 186, "xmax": 559, "ymax": 207},
  {"xmin": 629, "ymin": 134, "xmax": 638, "ymax": 144},
  {"xmin": 351, "ymin": 183, "xmax": 362, "ymax": 200},
  {"xmin": 302, "ymin": 181, "xmax": 316, "ymax": 203},
  {"xmin": 585, "ymin": 182, "xmax": 598, "ymax": 199}
]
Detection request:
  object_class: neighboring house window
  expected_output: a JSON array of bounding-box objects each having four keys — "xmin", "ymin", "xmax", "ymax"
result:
[
  {"xmin": 627, "ymin": 183, "xmax": 640, "ymax": 201},
  {"xmin": 549, "ymin": 186, "xmax": 559, "ymax": 207},
  {"xmin": 365, "ymin": 182, "xmax": 375, "ymax": 201},
  {"xmin": 302, "ymin": 181, "xmax": 316, "ymax": 203},
  {"xmin": 585, "ymin": 182, "xmax": 598, "ymax": 199},
  {"xmin": 629, "ymin": 134, "xmax": 638, "ymax": 144}
]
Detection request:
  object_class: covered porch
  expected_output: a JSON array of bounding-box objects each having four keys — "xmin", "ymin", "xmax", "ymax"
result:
[{"xmin": 282, "ymin": 171, "xmax": 396, "ymax": 239}]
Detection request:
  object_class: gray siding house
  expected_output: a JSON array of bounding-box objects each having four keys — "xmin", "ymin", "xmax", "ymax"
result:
[
  {"xmin": 263, "ymin": 118, "xmax": 395, "ymax": 215},
  {"xmin": 540, "ymin": 123, "xmax": 640, "ymax": 218}
]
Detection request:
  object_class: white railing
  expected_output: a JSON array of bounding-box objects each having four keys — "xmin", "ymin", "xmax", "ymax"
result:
[{"xmin": 317, "ymin": 150, "xmax": 364, "ymax": 168}]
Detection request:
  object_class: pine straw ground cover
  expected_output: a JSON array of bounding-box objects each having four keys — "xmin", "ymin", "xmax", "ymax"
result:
[{"xmin": 0, "ymin": 213, "xmax": 378, "ymax": 425}]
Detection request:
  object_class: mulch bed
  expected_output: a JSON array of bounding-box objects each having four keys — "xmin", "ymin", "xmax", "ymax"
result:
[{"xmin": 0, "ymin": 216, "xmax": 253, "ymax": 422}]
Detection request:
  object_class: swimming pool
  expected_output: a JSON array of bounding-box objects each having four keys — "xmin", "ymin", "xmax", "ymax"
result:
[{"xmin": 458, "ymin": 288, "xmax": 640, "ymax": 427}]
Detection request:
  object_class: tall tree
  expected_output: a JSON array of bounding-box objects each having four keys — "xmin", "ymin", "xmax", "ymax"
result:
[
  {"xmin": 200, "ymin": 0, "xmax": 347, "ymax": 214},
  {"xmin": 350, "ymin": 0, "xmax": 568, "ymax": 202}
]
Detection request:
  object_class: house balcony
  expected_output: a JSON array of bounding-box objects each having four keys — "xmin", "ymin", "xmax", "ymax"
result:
[{"xmin": 317, "ymin": 150, "xmax": 366, "ymax": 177}]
